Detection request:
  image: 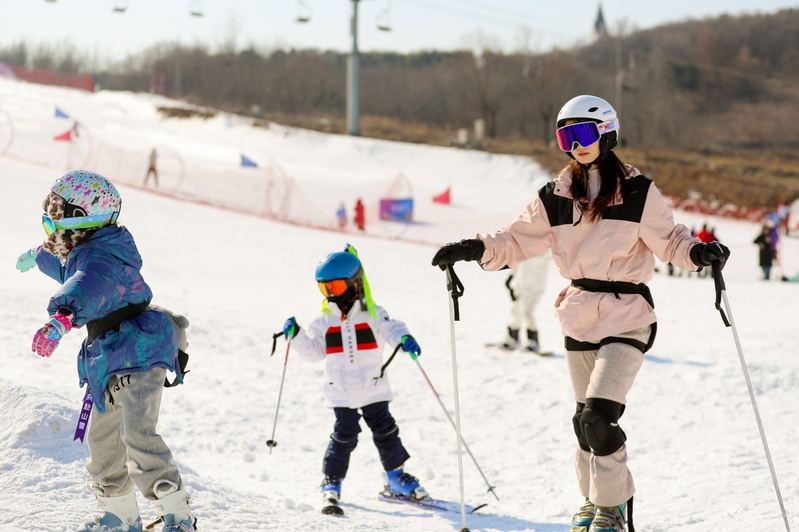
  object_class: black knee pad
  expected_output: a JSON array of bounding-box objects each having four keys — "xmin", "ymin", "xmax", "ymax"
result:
[
  {"xmin": 572, "ymin": 402, "xmax": 591, "ymax": 452},
  {"xmin": 581, "ymin": 398, "xmax": 626, "ymax": 456}
]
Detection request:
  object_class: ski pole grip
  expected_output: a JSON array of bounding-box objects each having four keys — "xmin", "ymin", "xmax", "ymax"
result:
[
  {"xmin": 711, "ymin": 262, "xmax": 730, "ymax": 327},
  {"xmin": 269, "ymin": 331, "xmax": 283, "ymax": 356},
  {"xmin": 446, "ymin": 265, "xmax": 465, "ymax": 321}
]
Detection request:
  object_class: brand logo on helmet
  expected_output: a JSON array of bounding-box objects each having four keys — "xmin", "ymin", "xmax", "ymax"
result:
[{"xmin": 597, "ymin": 119, "xmax": 618, "ymax": 134}]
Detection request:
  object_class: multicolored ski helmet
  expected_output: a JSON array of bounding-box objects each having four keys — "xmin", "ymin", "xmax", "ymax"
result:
[
  {"xmin": 315, "ymin": 251, "xmax": 363, "ymax": 299},
  {"xmin": 49, "ymin": 169, "xmax": 121, "ymax": 221}
]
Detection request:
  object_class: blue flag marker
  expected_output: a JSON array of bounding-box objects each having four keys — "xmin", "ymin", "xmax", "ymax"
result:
[{"xmin": 240, "ymin": 154, "xmax": 258, "ymax": 168}]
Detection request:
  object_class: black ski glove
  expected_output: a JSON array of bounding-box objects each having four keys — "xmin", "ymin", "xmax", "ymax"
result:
[
  {"xmin": 690, "ymin": 241, "xmax": 731, "ymax": 270},
  {"xmin": 431, "ymin": 239, "xmax": 485, "ymax": 270}
]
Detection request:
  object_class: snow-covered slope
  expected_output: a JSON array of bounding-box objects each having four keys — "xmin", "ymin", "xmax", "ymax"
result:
[{"xmin": 0, "ymin": 78, "xmax": 797, "ymax": 531}]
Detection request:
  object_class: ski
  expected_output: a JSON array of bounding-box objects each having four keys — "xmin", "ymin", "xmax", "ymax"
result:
[
  {"xmin": 320, "ymin": 496, "xmax": 344, "ymax": 516},
  {"xmin": 484, "ymin": 342, "xmax": 554, "ymax": 357},
  {"xmin": 378, "ymin": 491, "xmax": 486, "ymax": 514}
]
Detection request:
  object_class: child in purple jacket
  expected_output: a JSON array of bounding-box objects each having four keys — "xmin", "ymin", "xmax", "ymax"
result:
[{"xmin": 17, "ymin": 169, "xmax": 196, "ymax": 532}]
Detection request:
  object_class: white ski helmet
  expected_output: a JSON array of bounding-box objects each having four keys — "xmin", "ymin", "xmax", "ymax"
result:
[
  {"xmin": 556, "ymin": 95, "xmax": 619, "ymax": 159},
  {"xmin": 49, "ymin": 169, "xmax": 121, "ymax": 222}
]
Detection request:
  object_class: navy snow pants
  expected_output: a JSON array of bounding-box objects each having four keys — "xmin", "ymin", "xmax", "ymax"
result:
[{"xmin": 323, "ymin": 401, "xmax": 410, "ymax": 478}]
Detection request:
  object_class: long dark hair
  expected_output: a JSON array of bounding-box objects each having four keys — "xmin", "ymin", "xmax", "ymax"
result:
[{"xmin": 566, "ymin": 151, "xmax": 631, "ymax": 222}]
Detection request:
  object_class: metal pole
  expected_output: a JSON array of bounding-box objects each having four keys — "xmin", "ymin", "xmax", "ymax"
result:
[
  {"xmin": 445, "ymin": 266, "xmax": 470, "ymax": 532},
  {"xmin": 713, "ymin": 264, "xmax": 791, "ymax": 531},
  {"xmin": 720, "ymin": 290, "xmax": 791, "ymax": 531},
  {"xmin": 265, "ymin": 340, "xmax": 292, "ymax": 453},
  {"xmin": 347, "ymin": 0, "xmax": 361, "ymax": 136},
  {"xmin": 412, "ymin": 357, "xmax": 498, "ymax": 500}
]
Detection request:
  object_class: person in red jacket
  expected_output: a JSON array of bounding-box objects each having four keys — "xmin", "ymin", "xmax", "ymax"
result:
[{"xmin": 353, "ymin": 198, "xmax": 365, "ymax": 231}]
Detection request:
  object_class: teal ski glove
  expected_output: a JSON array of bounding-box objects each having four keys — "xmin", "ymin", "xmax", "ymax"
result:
[{"xmin": 16, "ymin": 248, "xmax": 37, "ymax": 273}]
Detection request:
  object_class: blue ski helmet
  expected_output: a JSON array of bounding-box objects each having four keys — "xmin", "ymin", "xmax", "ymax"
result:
[{"xmin": 315, "ymin": 251, "xmax": 362, "ymax": 282}]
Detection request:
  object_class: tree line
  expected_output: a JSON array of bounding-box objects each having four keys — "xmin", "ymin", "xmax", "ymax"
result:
[{"xmin": 3, "ymin": 8, "xmax": 799, "ymax": 154}]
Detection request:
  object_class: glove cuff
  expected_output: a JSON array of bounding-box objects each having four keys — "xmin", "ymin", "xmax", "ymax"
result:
[
  {"xmin": 461, "ymin": 239, "xmax": 486, "ymax": 262},
  {"xmin": 689, "ymin": 243, "xmax": 708, "ymax": 267},
  {"xmin": 49, "ymin": 313, "xmax": 73, "ymax": 336}
]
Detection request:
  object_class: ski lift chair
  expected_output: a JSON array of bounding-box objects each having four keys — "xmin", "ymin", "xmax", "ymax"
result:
[
  {"xmin": 296, "ymin": 0, "xmax": 311, "ymax": 23},
  {"xmin": 376, "ymin": 0, "xmax": 392, "ymax": 31},
  {"xmin": 112, "ymin": 0, "xmax": 128, "ymax": 13},
  {"xmin": 188, "ymin": 0, "xmax": 203, "ymax": 17}
]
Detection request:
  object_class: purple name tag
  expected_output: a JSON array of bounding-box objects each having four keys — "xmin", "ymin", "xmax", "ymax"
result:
[{"xmin": 73, "ymin": 389, "xmax": 93, "ymax": 443}]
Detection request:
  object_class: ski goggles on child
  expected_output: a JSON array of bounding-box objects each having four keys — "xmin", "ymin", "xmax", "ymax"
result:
[
  {"xmin": 41, "ymin": 213, "xmax": 115, "ymax": 235},
  {"xmin": 555, "ymin": 118, "xmax": 618, "ymax": 152},
  {"xmin": 318, "ymin": 279, "xmax": 354, "ymax": 298}
]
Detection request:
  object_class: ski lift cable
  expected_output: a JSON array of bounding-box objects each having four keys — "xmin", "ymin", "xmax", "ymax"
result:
[{"xmin": 398, "ymin": 0, "xmax": 580, "ymax": 40}]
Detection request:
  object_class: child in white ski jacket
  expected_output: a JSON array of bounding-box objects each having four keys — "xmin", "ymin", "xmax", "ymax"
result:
[
  {"xmin": 431, "ymin": 95, "xmax": 730, "ymax": 532},
  {"xmin": 283, "ymin": 246, "xmax": 428, "ymax": 506}
]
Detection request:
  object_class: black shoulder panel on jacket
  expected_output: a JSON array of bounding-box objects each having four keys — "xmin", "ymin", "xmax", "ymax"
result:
[
  {"xmin": 602, "ymin": 175, "xmax": 652, "ymax": 223},
  {"xmin": 539, "ymin": 182, "xmax": 575, "ymax": 227}
]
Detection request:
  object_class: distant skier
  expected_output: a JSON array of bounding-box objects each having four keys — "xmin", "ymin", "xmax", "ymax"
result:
[
  {"xmin": 336, "ymin": 201, "xmax": 347, "ymax": 230},
  {"xmin": 753, "ymin": 224, "xmax": 774, "ymax": 280},
  {"xmin": 144, "ymin": 147, "xmax": 159, "ymax": 187},
  {"xmin": 432, "ymin": 95, "xmax": 730, "ymax": 532},
  {"xmin": 15, "ymin": 170, "xmax": 196, "ymax": 532},
  {"xmin": 501, "ymin": 252, "xmax": 550, "ymax": 352},
  {"xmin": 353, "ymin": 198, "xmax": 365, "ymax": 231},
  {"xmin": 282, "ymin": 246, "xmax": 428, "ymax": 512}
]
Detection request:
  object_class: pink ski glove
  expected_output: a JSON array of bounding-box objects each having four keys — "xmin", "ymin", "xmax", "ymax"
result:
[{"xmin": 32, "ymin": 312, "xmax": 73, "ymax": 358}]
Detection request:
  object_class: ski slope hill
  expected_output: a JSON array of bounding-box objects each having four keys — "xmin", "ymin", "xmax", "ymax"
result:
[{"xmin": 0, "ymin": 78, "xmax": 797, "ymax": 531}]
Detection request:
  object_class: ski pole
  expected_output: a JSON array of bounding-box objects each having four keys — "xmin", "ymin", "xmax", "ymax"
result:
[
  {"xmin": 711, "ymin": 262, "xmax": 791, "ymax": 532},
  {"xmin": 411, "ymin": 355, "xmax": 499, "ymax": 501},
  {"xmin": 445, "ymin": 265, "xmax": 471, "ymax": 532},
  {"xmin": 266, "ymin": 336, "xmax": 292, "ymax": 454}
]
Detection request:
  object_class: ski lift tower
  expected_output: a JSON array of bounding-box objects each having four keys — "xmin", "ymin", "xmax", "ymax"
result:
[{"xmin": 347, "ymin": 0, "xmax": 362, "ymax": 136}]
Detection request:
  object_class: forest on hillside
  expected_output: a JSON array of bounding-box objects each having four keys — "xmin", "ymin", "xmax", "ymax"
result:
[{"xmin": 3, "ymin": 8, "xmax": 799, "ymax": 207}]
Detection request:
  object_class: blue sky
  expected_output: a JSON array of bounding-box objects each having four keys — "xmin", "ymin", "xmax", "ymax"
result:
[{"xmin": 3, "ymin": 0, "xmax": 798, "ymax": 60}]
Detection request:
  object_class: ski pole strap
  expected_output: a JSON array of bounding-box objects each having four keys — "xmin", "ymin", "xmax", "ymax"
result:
[
  {"xmin": 446, "ymin": 265, "xmax": 465, "ymax": 321},
  {"xmin": 163, "ymin": 350, "xmax": 190, "ymax": 388},
  {"xmin": 376, "ymin": 343, "xmax": 403, "ymax": 382},
  {"xmin": 73, "ymin": 389, "xmax": 93, "ymax": 443},
  {"xmin": 505, "ymin": 274, "xmax": 517, "ymax": 301},
  {"xmin": 270, "ymin": 331, "xmax": 284, "ymax": 356},
  {"xmin": 571, "ymin": 278, "xmax": 654, "ymax": 309},
  {"xmin": 711, "ymin": 262, "xmax": 731, "ymax": 327}
]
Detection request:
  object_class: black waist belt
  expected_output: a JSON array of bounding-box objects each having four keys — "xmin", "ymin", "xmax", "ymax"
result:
[
  {"xmin": 86, "ymin": 303, "xmax": 148, "ymax": 345},
  {"xmin": 571, "ymin": 278, "xmax": 654, "ymax": 309}
]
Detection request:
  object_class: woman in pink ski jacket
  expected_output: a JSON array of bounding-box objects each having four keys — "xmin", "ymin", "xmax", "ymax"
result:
[{"xmin": 431, "ymin": 95, "xmax": 730, "ymax": 532}]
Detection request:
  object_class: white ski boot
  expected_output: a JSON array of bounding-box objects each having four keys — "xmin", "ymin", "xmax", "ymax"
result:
[
  {"xmin": 78, "ymin": 488, "xmax": 142, "ymax": 532},
  {"xmin": 152, "ymin": 480, "xmax": 196, "ymax": 532}
]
